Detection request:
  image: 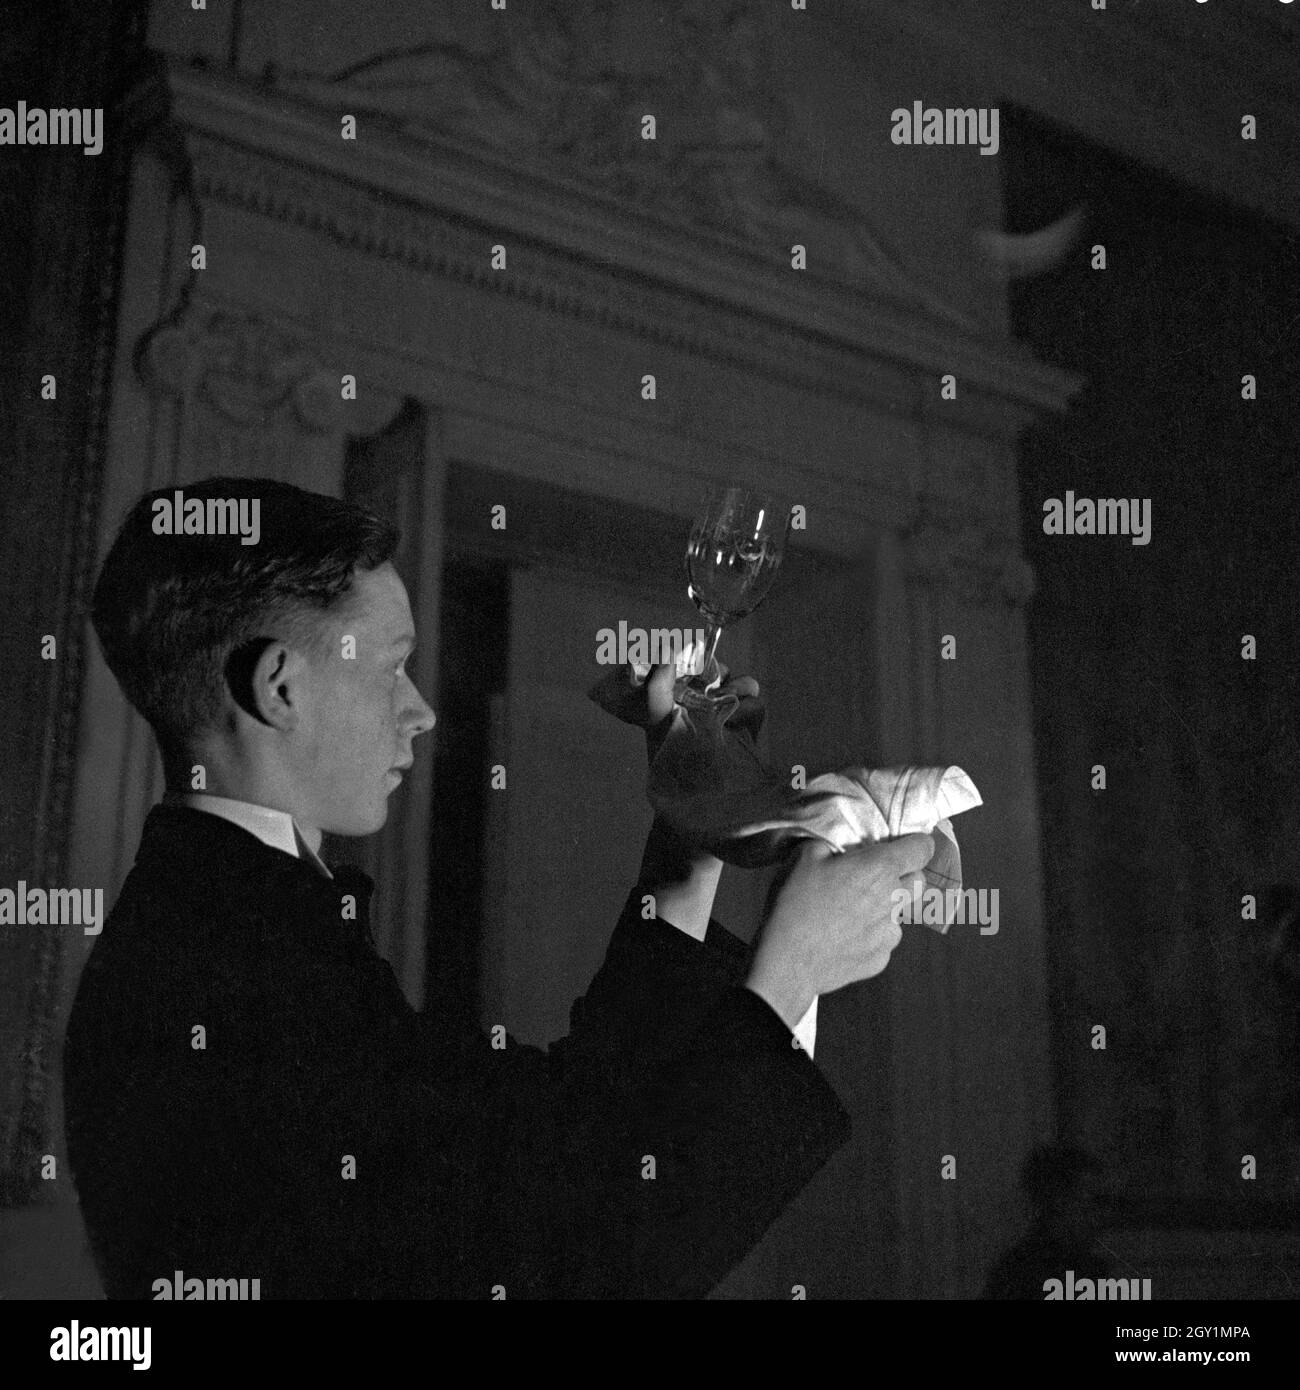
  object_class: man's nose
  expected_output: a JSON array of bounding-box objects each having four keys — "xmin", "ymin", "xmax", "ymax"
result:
[{"xmin": 405, "ymin": 688, "xmax": 437, "ymax": 737}]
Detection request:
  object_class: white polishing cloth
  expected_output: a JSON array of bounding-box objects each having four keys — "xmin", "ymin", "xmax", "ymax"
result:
[{"xmin": 589, "ymin": 663, "xmax": 983, "ymax": 1057}]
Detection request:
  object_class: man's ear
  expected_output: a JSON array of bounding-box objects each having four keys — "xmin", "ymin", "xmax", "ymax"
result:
[{"xmin": 225, "ymin": 638, "xmax": 306, "ymax": 730}]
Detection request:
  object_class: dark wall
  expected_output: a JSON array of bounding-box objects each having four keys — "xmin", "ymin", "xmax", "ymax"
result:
[{"xmin": 1003, "ymin": 106, "xmax": 1300, "ymax": 1225}]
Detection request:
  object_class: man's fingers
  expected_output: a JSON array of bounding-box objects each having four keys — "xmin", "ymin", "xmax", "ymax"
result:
[
  {"xmin": 796, "ymin": 838, "xmax": 836, "ymax": 866},
  {"xmin": 841, "ymin": 832, "xmax": 934, "ymax": 877},
  {"xmin": 644, "ymin": 662, "xmax": 677, "ymax": 724},
  {"xmin": 888, "ymin": 833, "xmax": 936, "ymax": 876}
]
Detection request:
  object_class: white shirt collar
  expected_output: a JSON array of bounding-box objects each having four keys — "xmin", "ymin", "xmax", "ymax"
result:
[{"xmin": 162, "ymin": 792, "xmax": 334, "ymax": 879}]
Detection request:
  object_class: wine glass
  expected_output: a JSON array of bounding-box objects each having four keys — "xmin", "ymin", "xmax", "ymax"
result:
[{"xmin": 673, "ymin": 485, "xmax": 790, "ymax": 713}]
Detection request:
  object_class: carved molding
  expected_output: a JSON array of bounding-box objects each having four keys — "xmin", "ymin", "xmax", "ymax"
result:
[
  {"xmin": 137, "ymin": 301, "xmax": 404, "ymax": 436},
  {"xmin": 184, "ymin": 132, "xmax": 914, "ymax": 416},
  {"xmin": 271, "ymin": 0, "xmax": 984, "ymax": 331},
  {"xmin": 131, "ymin": 61, "xmax": 1081, "ymax": 431},
  {"xmin": 180, "ymin": 132, "xmax": 1079, "ymax": 464}
]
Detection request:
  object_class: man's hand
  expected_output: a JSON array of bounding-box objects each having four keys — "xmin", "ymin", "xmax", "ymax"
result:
[
  {"xmin": 633, "ymin": 662, "xmax": 764, "ymax": 940},
  {"xmin": 638, "ymin": 662, "xmax": 763, "ymax": 763},
  {"xmin": 744, "ymin": 834, "xmax": 935, "ymax": 1032}
]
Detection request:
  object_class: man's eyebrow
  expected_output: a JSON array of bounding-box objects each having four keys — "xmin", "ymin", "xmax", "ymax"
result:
[{"xmin": 388, "ymin": 632, "xmax": 416, "ymax": 651}]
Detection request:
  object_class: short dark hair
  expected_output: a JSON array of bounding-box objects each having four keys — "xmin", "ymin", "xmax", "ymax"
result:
[{"xmin": 92, "ymin": 476, "xmax": 399, "ymax": 750}]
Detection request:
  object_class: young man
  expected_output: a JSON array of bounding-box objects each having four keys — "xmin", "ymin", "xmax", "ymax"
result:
[{"xmin": 64, "ymin": 475, "xmax": 931, "ymax": 1299}]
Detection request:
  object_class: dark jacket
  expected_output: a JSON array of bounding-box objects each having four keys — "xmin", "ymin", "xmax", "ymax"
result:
[{"xmin": 64, "ymin": 805, "xmax": 850, "ymax": 1299}]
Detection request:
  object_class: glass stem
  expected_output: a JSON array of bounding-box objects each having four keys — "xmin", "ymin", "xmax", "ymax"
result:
[{"xmin": 698, "ymin": 618, "xmax": 723, "ymax": 685}]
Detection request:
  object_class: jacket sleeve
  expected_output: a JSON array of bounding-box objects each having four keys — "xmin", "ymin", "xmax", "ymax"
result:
[
  {"xmin": 552, "ymin": 888, "xmax": 756, "ymax": 1091},
  {"xmin": 487, "ymin": 890, "xmax": 852, "ymax": 1298},
  {"xmin": 560, "ymin": 984, "xmax": 851, "ymax": 1298},
  {"xmin": 212, "ymin": 885, "xmax": 847, "ymax": 1300}
]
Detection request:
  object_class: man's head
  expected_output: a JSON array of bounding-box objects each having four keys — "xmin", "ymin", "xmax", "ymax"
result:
[{"xmin": 92, "ymin": 476, "xmax": 436, "ymax": 839}]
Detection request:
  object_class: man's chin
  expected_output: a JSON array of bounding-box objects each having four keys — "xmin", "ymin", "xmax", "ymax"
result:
[{"xmin": 324, "ymin": 804, "xmax": 390, "ymax": 838}]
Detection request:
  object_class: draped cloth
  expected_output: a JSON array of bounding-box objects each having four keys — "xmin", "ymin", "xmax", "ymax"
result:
[{"xmin": 590, "ymin": 663, "xmax": 984, "ymax": 1054}]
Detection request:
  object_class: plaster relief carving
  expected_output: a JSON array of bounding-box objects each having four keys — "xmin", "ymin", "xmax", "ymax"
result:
[
  {"xmin": 271, "ymin": 0, "xmax": 982, "ymax": 330},
  {"xmin": 134, "ymin": 67, "xmax": 1079, "ymax": 418},
  {"xmin": 182, "ymin": 135, "xmax": 930, "ymax": 414},
  {"xmin": 137, "ymin": 304, "xmax": 402, "ymax": 436}
]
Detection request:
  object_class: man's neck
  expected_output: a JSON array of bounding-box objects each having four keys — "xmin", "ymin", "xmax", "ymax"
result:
[
  {"xmin": 164, "ymin": 758, "xmax": 323, "ymax": 856},
  {"xmin": 163, "ymin": 784, "xmax": 321, "ymax": 850},
  {"xmin": 163, "ymin": 790, "xmax": 331, "ymax": 877}
]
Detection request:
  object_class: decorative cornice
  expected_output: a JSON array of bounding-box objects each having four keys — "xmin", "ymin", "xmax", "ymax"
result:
[
  {"xmin": 183, "ymin": 129, "xmax": 922, "ymax": 419},
  {"xmin": 271, "ymin": 0, "xmax": 991, "ymax": 337},
  {"xmin": 129, "ymin": 60, "xmax": 1082, "ymax": 434}
]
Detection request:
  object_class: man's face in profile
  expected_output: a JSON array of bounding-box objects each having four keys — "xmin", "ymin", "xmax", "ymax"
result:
[{"xmin": 289, "ymin": 561, "xmax": 435, "ymax": 838}]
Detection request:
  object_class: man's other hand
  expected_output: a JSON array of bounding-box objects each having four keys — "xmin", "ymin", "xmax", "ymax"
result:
[
  {"xmin": 640, "ymin": 662, "xmax": 763, "ymax": 762},
  {"xmin": 744, "ymin": 834, "xmax": 935, "ymax": 1032}
]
